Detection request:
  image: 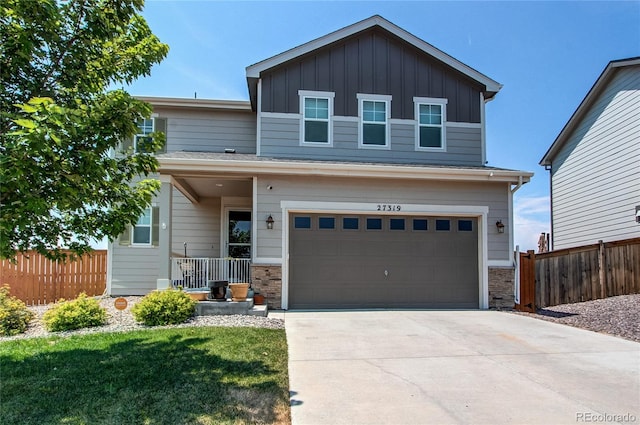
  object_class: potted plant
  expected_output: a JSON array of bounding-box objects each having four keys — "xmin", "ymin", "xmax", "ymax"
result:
[{"xmin": 228, "ymin": 283, "xmax": 250, "ymax": 301}]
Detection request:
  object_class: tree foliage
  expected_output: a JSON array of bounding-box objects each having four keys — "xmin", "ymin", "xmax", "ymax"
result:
[{"xmin": 0, "ymin": 0, "xmax": 169, "ymax": 260}]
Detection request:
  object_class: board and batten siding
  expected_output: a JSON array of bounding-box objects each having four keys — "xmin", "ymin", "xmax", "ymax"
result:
[
  {"xmin": 260, "ymin": 116, "xmax": 482, "ymax": 165},
  {"xmin": 254, "ymin": 176, "xmax": 510, "ymax": 261},
  {"xmin": 260, "ymin": 27, "xmax": 482, "ymax": 123},
  {"xmin": 551, "ymin": 65, "xmax": 640, "ymax": 249},
  {"xmin": 153, "ymin": 107, "xmax": 256, "ymax": 154}
]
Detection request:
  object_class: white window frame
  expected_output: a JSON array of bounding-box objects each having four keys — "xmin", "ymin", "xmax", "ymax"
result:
[
  {"xmin": 414, "ymin": 97, "xmax": 447, "ymax": 152},
  {"xmin": 299, "ymin": 90, "xmax": 334, "ymax": 147},
  {"xmin": 134, "ymin": 115, "xmax": 161, "ymax": 153},
  {"xmin": 357, "ymin": 93, "xmax": 391, "ymax": 150},
  {"xmin": 131, "ymin": 207, "xmax": 153, "ymax": 246}
]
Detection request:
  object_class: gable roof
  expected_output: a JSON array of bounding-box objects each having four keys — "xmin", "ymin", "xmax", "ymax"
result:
[
  {"xmin": 540, "ymin": 57, "xmax": 640, "ymax": 166},
  {"xmin": 245, "ymin": 15, "xmax": 502, "ymax": 108}
]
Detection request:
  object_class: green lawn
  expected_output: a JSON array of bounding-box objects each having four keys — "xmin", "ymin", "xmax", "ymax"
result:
[{"xmin": 0, "ymin": 327, "xmax": 290, "ymax": 425}]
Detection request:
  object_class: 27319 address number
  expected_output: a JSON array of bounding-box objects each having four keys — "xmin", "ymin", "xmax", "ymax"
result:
[{"xmin": 377, "ymin": 204, "xmax": 402, "ymax": 211}]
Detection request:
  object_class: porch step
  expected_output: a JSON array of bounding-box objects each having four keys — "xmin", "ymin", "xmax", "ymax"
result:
[{"xmin": 195, "ymin": 299, "xmax": 268, "ymax": 317}]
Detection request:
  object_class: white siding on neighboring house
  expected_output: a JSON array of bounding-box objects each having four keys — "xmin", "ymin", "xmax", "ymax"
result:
[
  {"xmin": 551, "ymin": 66, "xmax": 640, "ymax": 249},
  {"xmin": 254, "ymin": 176, "xmax": 511, "ymax": 261}
]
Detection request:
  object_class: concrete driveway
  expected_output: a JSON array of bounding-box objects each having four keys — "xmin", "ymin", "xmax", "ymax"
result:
[{"xmin": 283, "ymin": 310, "xmax": 639, "ymax": 425}]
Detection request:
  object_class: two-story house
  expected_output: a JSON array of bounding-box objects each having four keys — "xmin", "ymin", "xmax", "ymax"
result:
[
  {"xmin": 108, "ymin": 15, "xmax": 533, "ymax": 309},
  {"xmin": 540, "ymin": 57, "xmax": 640, "ymax": 250}
]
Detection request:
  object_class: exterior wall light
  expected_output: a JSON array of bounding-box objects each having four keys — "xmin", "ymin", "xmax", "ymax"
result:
[
  {"xmin": 635, "ymin": 206, "xmax": 640, "ymax": 224},
  {"xmin": 496, "ymin": 220, "xmax": 505, "ymax": 234},
  {"xmin": 266, "ymin": 214, "xmax": 274, "ymax": 230}
]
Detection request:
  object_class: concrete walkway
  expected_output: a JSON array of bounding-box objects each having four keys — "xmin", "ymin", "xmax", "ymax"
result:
[{"xmin": 283, "ymin": 310, "xmax": 639, "ymax": 425}]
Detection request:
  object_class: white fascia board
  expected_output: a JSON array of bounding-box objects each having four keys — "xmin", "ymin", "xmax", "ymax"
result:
[
  {"xmin": 245, "ymin": 15, "xmax": 502, "ymax": 95},
  {"xmin": 540, "ymin": 57, "xmax": 640, "ymax": 166},
  {"xmin": 135, "ymin": 96, "xmax": 253, "ymax": 111},
  {"xmin": 159, "ymin": 158, "xmax": 533, "ymax": 184}
]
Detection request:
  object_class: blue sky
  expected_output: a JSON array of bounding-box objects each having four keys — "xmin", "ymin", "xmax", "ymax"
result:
[{"xmin": 126, "ymin": 0, "xmax": 640, "ymax": 251}]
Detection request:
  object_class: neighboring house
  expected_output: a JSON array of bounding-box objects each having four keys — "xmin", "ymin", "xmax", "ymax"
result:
[
  {"xmin": 107, "ymin": 15, "xmax": 533, "ymax": 309},
  {"xmin": 540, "ymin": 57, "xmax": 640, "ymax": 251}
]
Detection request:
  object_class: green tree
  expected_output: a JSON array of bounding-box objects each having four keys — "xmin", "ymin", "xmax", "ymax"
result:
[{"xmin": 0, "ymin": 0, "xmax": 169, "ymax": 260}]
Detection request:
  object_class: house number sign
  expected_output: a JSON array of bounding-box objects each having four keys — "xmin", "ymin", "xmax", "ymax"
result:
[{"xmin": 377, "ymin": 204, "xmax": 402, "ymax": 211}]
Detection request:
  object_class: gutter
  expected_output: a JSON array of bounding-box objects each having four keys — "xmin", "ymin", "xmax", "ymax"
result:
[{"xmin": 158, "ymin": 157, "xmax": 533, "ymax": 185}]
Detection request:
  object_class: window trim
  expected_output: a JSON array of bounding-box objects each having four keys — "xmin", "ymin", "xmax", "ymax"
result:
[
  {"xmin": 357, "ymin": 93, "xmax": 391, "ymax": 150},
  {"xmin": 131, "ymin": 207, "xmax": 153, "ymax": 246},
  {"xmin": 414, "ymin": 97, "xmax": 447, "ymax": 152},
  {"xmin": 134, "ymin": 118, "xmax": 155, "ymax": 153},
  {"xmin": 299, "ymin": 90, "xmax": 334, "ymax": 147}
]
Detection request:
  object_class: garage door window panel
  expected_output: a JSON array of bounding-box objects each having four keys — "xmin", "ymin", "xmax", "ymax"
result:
[
  {"xmin": 342, "ymin": 217, "xmax": 359, "ymax": 230},
  {"xmin": 319, "ymin": 217, "xmax": 335, "ymax": 230},
  {"xmin": 458, "ymin": 220, "xmax": 473, "ymax": 231},
  {"xmin": 294, "ymin": 216, "xmax": 312, "ymax": 229},
  {"xmin": 412, "ymin": 219, "xmax": 428, "ymax": 231},
  {"xmin": 436, "ymin": 219, "xmax": 450, "ymax": 231},
  {"xmin": 366, "ymin": 218, "xmax": 383, "ymax": 230},
  {"xmin": 390, "ymin": 218, "xmax": 405, "ymax": 230}
]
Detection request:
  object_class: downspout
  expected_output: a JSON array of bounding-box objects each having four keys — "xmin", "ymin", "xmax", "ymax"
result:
[{"xmin": 510, "ymin": 175, "xmax": 524, "ymax": 194}]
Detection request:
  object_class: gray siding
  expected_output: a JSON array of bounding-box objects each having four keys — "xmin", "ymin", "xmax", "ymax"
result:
[
  {"xmin": 255, "ymin": 176, "xmax": 510, "ymax": 261},
  {"xmin": 110, "ymin": 187, "xmax": 223, "ymax": 295},
  {"xmin": 152, "ymin": 107, "xmax": 256, "ymax": 154},
  {"xmin": 172, "ymin": 191, "xmax": 221, "ymax": 258},
  {"xmin": 260, "ymin": 116, "xmax": 482, "ymax": 165},
  {"xmin": 551, "ymin": 65, "xmax": 640, "ymax": 249},
  {"xmin": 260, "ymin": 27, "xmax": 482, "ymax": 123}
]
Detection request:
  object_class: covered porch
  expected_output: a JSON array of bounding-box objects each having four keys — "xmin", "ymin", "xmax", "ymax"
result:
[{"xmin": 155, "ymin": 166, "xmax": 257, "ymax": 289}]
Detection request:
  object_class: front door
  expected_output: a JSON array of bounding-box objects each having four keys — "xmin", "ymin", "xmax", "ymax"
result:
[{"xmin": 227, "ymin": 210, "xmax": 251, "ymax": 258}]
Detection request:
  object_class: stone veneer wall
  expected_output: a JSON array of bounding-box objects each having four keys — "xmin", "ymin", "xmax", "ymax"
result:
[
  {"xmin": 488, "ymin": 267, "xmax": 515, "ymax": 309},
  {"xmin": 251, "ymin": 264, "xmax": 282, "ymax": 309}
]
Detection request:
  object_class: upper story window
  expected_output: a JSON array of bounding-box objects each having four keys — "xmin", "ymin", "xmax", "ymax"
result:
[
  {"xmin": 135, "ymin": 119, "xmax": 155, "ymax": 153},
  {"xmin": 120, "ymin": 117, "xmax": 167, "ymax": 154},
  {"xmin": 299, "ymin": 90, "xmax": 334, "ymax": 146},
  {"xmin": 414, "ymin": 97, "xmax": 447, "ymax": 151},
  {"xmin": 357, "ymin": 94, "xmax": 391, "ymax": 149}
]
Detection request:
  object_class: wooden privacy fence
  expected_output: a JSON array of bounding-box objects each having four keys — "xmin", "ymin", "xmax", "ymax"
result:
[
  {"xmin": 530, "ymin": 238, "xmax": 640, "ymax": 308},
  {"xmin": 0, "ymin": 250, "xmax": 107, "ymax": 305}
]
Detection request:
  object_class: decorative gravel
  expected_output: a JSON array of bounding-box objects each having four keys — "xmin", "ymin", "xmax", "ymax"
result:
[
  {"xmin": 0, "ymin": 296, "xmax": 284, "ymax": 341},
  {"xmin": 509, "ymin": 294, "xmax": 640, "ymax": 342}
]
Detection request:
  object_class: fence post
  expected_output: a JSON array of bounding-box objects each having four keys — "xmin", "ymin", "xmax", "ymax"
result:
[{"xmin": 598, "ymin": 240, "xmax": 605, "ymax": 299}]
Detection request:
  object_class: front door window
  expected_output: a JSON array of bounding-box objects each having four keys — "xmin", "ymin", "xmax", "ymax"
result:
[{"xmin": 228, "ymin": 210, "xmax": 251, "ymax": 258}]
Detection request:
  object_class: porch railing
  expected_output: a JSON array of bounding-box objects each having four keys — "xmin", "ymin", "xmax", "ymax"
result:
[{"xmin": 170, "ymin": 258, "xmax": 252, "ymax": 289}]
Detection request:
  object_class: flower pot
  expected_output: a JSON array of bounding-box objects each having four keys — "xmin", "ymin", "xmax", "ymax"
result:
[
  {"xmin": 254, "ymin": 294, "xmax": 265, "ymax": 305},
  {"xmin": 229, "ymin": 283, "xmax": 250, "ymax": 301},
  {"xmin": 186, "ymin": 291, "xmax": 208, "ymax": 301}
]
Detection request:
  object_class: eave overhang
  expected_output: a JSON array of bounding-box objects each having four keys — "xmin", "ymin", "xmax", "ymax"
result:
[
  {"xmin": 158, "ymin": 155, "xmax": 533, "ymax": 185},
  {"xmin": 135, "ymin": 96, "xmax": 253, "ymax": 112},
  {"xmin": 539, "ymin": 57, "xmax": 640, "ymax": 167},
  {"xmin": 245, "ymin": 15, "xmax": 502, "ymax": 109}
]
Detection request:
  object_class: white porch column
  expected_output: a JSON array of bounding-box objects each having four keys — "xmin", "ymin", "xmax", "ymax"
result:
[{"xmin": 157, "ymin": 177, "xmax": 173, "ymax": 289}]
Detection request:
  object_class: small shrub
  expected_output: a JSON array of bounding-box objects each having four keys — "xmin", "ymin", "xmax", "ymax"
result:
[
  {"xmin": 0, "ymin": 286, "xmax": 34, "ymax": 336},
  {"xmin": 42, "ymin": 293, "xmax": 107, "ymax": 332},
  {"xmin": 131, "ymin": 289, "xmax": 196, "ymax": 326}
]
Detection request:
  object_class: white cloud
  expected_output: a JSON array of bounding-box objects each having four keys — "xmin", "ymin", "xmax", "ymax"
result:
[{"xmin": 514, "ymin": 195, "xmax": 550, "ymax": 252}]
